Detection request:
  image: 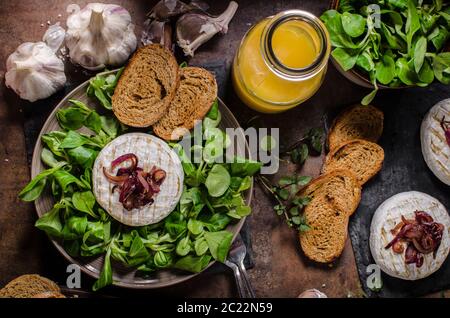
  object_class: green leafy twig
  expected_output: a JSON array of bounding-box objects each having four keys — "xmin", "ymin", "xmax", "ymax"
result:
[
  {"xmin": 256, "ymin": 175, "xmax": 312, "ymax": 232},
  {"xmin": 281, "ymin": 127, "xmax": 325, "ymax": 165}
]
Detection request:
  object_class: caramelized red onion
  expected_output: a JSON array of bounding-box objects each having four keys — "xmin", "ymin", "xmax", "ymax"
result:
[
  {"xmin": 385, "ymin": 211, "xmax": 444, "ymax": 268},
  {"xmin": 111, "ymin": 153, "xmax": 138, "ymax": 170},
  {"xmin": 103, "ymin": 153, "xmax": 166, "ymax": 211}
]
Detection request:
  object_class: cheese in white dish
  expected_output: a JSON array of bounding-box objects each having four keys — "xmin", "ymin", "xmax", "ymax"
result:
[
  {"xmin": 92, "ymin": 133, "xmax": 184, "ymax": 226},
  {"xmin": 421, "ymin": 99, "xmax": 450, "ymax": 186},
  {"xmin": 370, "ymin": 191, "xmax": 450, "ymax": 280}
]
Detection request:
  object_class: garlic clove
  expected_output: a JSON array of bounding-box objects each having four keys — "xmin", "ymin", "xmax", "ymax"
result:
[
  {"xmin": 5, "ymin": 42, "xmax": 66, "ymax": 102},
  {"xmin": 141, "ymin": 19, "xmax": 173, "ymax": 49},
  {"xmin": 176, "ymin": 1, "xmax": 238, "ymax": 56},
  {"xmin": 43, "ymin": 23, "xmax": 66, "ymax": 53},
  {"xmin": 149, "ymin": 0, "xmax": 209, "ymax": 21}
]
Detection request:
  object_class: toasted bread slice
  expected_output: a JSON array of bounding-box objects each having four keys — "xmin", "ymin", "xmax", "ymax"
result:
[
  {"xmin": 153, "ymin": 67, "xmax": 218, "ymax": 140},
  {"xmin": 328, "ymin": 104, "xmax": 384, "ymax": 150},
  {"xmin": 323, "ymin": 139, "xmax": 384, "ymax": 185},
  {"xmin": 0, "ymin": 274, "xmax": 61, "ymax": 298},
  {"xmin": 298, "ymin": 170, "xmax": 361, "ymax": 263},
  {"xmin": 33, "ymin": 291, "xmax": 66, "ymax": 298},
  {"xmin": 112, "ymin": 44, "xmax": 179, "ymax": 127}
]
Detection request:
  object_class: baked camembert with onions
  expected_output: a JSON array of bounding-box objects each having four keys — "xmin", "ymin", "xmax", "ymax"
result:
[
  {"xmin": 92, "ymin": 133, "xmax": 184, "ymax": 227},
  {"xmin": 370, "ymin": 191, "xmax": 450, "ymax": 280}
]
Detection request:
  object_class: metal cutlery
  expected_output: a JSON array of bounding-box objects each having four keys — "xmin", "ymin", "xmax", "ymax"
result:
[{"xmin": 224, "ymin": 234, "xmax": 255, "ymax": 298}]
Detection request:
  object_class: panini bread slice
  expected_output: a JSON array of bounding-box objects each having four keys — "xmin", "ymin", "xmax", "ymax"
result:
[
  {"xmin": 153, "ymin": 67, "xmax": 218, "ymax": 140},
  {"xmin": 298, "ymin": 170, "xmax": 362, "ymax": 263},
  {"xmin": 323, "ymin": 139, "xmax": 384, "ymax": 185},
  {"xmin": 328, "ymin": 104, "xmax": 384, "ymax": 150},
  {"xmin": 112, "ymin": 44, "xmax": 179, "ymax": 127},
  {"xmin": 370, "ymin": 191, "xmax": 450, "ymax": 280},
  {"xmin": 0, "ymin": 274, "xmax": 61, "ymax": 298},
  {"xmin": 420, "ymin": 98, "xmax": 450, "ymax": 185}
]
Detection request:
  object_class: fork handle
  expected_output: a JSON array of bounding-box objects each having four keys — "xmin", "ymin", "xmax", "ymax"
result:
[
  {"xmin": 226, "ymin": 261, "xmax": 254, "ymax": 298},
  {"xmin": 237, "ymin": 262, "xmax": 255, "ymax": 298}
]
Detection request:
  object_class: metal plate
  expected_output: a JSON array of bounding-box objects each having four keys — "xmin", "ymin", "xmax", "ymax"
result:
[{"xmin": 31, "ymin": 70, "xmax": 253, "ymax": 289}]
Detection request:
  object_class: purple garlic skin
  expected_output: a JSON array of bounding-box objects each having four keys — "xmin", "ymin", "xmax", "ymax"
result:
[
  {"xmin": 141, "ymin": 0, "xmax": 208, "ymax": 47},
  {"xmin": 141, "ymin": 20, "xmax": 173, "ymax": 49},
  {"xmin": 149, "ymin": 0, "xmax": 209, "ymax": 20},
  {"xmin": 176, "ymin": 1, "xmax": 238, "ymax": 56}
]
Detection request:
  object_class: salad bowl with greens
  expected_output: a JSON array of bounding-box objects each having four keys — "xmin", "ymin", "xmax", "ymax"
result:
[
  {"xmin": 22, "ymin": 69, "xmax": 261, "ymax": 290},
  {"xmin": 324, "ymin": 0, "xmax": 450, "ymax": 104}
]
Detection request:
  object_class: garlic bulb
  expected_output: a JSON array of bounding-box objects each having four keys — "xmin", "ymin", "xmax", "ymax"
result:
[
  {"xmin": 65, "ymin": 3, "xmax": 137, "ymax": 70},
  {"xmin": 5, "ymin": 42, "xmax": 66, "ymax": 102}
]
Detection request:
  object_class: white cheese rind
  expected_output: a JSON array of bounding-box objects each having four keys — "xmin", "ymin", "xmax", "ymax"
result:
[
  {"xmin": 370, "ymin": 191, "xmax": 450, "ymax": 280},
  {"xmin": 421, "ymin": 98, "xmax": 450, "ymax": 185},
  {"xmin": 92, "ymin": 133, "xmax": 184, "ymax": 226}
]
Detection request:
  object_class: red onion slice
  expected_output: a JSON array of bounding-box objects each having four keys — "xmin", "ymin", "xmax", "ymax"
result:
[
  {"xmin": 386, "ymin": 210, "xmax": 445, "ymax": 268},
  {"xmin": 103, "ymin": 153, "xmax": 166, "ymax": 211},
  {"xmin": 103, "ymin": 167, "xmax": 129, "ymax": 184},
  {"xmin": 111, "ymin": 153, "xmax": 138, "ymax": 170}
]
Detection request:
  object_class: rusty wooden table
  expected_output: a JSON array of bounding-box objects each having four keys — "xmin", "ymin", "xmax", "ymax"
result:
[{"xmin": 0, "ymin": 0, "xmax": 446, "ymax": 298}]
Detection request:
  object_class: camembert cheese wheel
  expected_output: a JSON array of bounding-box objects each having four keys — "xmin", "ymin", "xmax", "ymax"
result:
[
  {"xmin": 93, "ymin": 133, "xmax": 184, "ymax": 226},
  {"xmin": 421, "ymin": 99, "xmax": 450, "ymax": 185},
  {"xmin": 370, "ymin": 191, "xmax": 450, "ymax": 280}
]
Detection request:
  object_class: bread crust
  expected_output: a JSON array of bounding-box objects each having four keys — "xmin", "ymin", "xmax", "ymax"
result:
[
  {"xmin": 112, "ymin": 44, "xmax": 180, "ymax": 127},
  {"xmin": 298, "ymin": 169, "xmax": 362, "ymax": 263},
  {"xmin": 328, "ymin": 104, "xmax": 384, "ymax": 151},
  {"xmin": 323, "ymin": 139, "xmax": 385, "ymax": 185},
  {"xmin": 0, "ymin": 274, "xmax": 61, "ymax": 298},
  {"xmin": 153, "ymin": 67, "xmax": 218, "ymax": 140}
]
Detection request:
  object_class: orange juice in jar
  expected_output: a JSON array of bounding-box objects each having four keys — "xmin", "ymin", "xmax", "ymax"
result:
[{"xmin": 232, "ymin": 10, "xmax": 331, "ymax": 113}]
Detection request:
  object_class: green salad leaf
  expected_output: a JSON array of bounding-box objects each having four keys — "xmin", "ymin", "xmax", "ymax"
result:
[
  {"xmin": 87, "ymin": 68, "xmax": 124, "ymax": 110},
  {"xmin": 19, "ymin": 162, "xmax": 67, "ymax": 201},
  {"xmin": 204, "ymin": 231, "xmax": 233, "ymax": 262},
  {"xmin": 20, "ymin": 66, "xmax": 261, "ymax": 291},
  {"xmin": 205, "ymin": 164, "xmax": 231, "ymax": 197},
  {"xmin": 321, "ymin": 0, "xmax": 450, "ymax": 104}
]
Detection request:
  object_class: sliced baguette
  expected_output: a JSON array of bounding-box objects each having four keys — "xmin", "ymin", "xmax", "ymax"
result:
[
  {"xmin": 323, "ymin": 139, "xmax": 384, "ymax": 185},
  {"xmin": 153, "ymin": 67, "xmax": 218, "ymax": 140},
  {"xmin": 112, "ymin": 44, "xmax": 179, "ymax": 127},
  {"xmin": 328, "ymin": 104, "xmax": 384, "ymax": 150},
  {"xmin": 0, "ymin": 274, "xmax": 61, "ymax": 298},
  {"xmin": 298, "ymin": 169, "xmax": 361, "ymax": 263}
]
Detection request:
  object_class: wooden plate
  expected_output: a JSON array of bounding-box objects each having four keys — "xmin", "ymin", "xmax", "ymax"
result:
[{"xmin": 31, "ymin": 70, "xmax": 253, "ymax": 289}]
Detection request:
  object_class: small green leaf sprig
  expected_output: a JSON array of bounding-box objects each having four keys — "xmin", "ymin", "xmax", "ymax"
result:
[
  {"xmin": 282, "ymin": 127, "xmax": 325, "ymax": 165},
  {"xmin": 257, "ymin": 174, "xmax": 312, "ymax": 232}
]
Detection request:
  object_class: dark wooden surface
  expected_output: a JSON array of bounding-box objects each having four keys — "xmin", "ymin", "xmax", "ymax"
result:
[{"xmin": 0, "ymin": 0, "xmax": 446, "ymax": 298}]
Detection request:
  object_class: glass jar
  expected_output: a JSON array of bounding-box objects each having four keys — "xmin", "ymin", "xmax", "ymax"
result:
[{"xmin": 232, "ymin": 10, "xmax": 331, "ymax": 113}]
